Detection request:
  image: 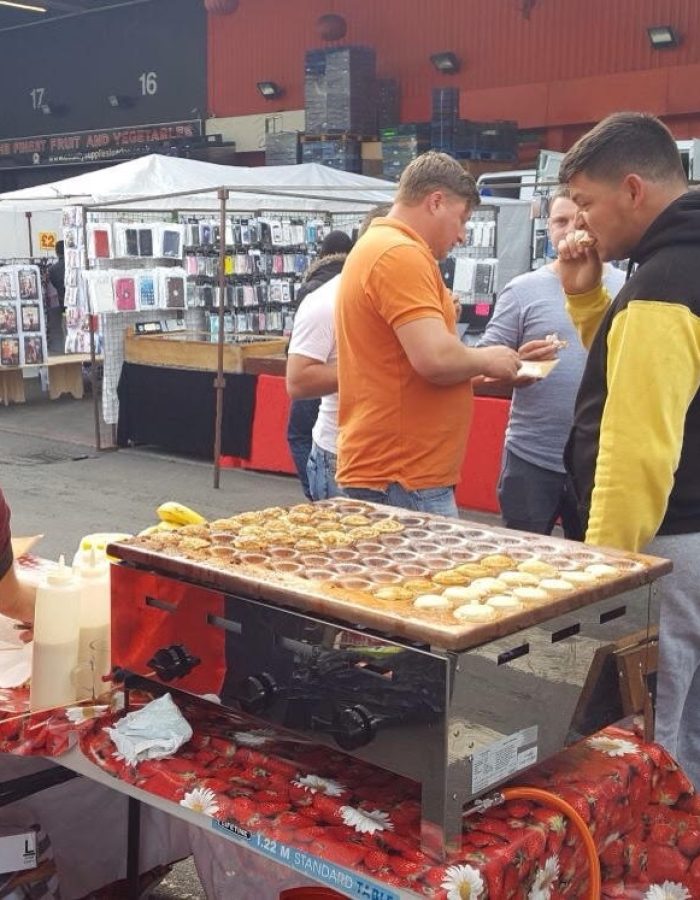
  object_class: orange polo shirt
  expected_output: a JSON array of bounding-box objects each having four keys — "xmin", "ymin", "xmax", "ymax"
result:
[{"xmin": 335, "ymin": 217, "xmax": 473, "ymax": 491}]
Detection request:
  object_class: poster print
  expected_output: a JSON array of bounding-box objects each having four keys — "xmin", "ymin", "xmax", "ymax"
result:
[
  {"xmin": 0, "ymin": 337, "xmax": 20, "ymax": 366},
  {"xmin": 18, "ymin": 268, "xmax": 39, "ymax": 301},
  {"xmin": 20, "ymin": 304, "xmax": 41, "ymax": 333}
]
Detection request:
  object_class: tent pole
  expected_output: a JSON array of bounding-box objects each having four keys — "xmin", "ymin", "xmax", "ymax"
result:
[
  {"xmin": 80, "ymin": 206, "xmax": 102, "ymax": 452},
  {"xmin": 213, "ymin": 187, "xmax": 229, "ymax": 489},
  {"xmin": 25, "ymin": 212, "xmax": 33, "ymax": 256}
]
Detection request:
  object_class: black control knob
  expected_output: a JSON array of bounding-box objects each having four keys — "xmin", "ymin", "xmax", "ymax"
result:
[
  {"xmin": 146, "ymin": 645, "xmax": 201, "ymax": 682},
  {"xmin": 238, "ymin": 672, "xmax": 277, "ymax": 714},
  {"xmin": 334, "ymin": 704, "xmax": 376, "ymax": 750}
]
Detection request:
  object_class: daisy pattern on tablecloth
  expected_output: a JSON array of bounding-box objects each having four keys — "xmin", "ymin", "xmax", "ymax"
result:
[
  {"xmin": 339, "ymin": 806, "xmax": 393, "ymax": 835},
  {"xmin": 65, "ymin": 705, "xmax": 109, "ymax": 724},
  {"xmin": 528, "ymin": 855, "xmax": 560, "ymax": 899},
  {"xmin": 587, "ymin": 735, "xmax": 638, "ymax": 757},
  {"xmin": 180, "ymin": 787, "xmax": 219, "ymax": 817},
  {"xmin": 644, "ymin": 883, "xmax": 691, "ymax": 900},
  {"xmin": 441, "ymin": 864, "xmax": 485, "ymax": 899},
  {"xmin": 233, "ymin": 730, "xmax": 272, "ymax": 747},
  {"xmin": 292, "ymin": 774, "xmax": 345, "ymax": 796}
]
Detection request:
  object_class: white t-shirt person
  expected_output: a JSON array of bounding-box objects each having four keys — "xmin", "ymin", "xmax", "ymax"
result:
[{"xmin": 287, "ymin": 274, "xmax": 340, "ymax": 455}]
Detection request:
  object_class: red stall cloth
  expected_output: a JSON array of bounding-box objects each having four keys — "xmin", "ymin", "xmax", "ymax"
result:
[
  {"xmin": 80, "ymin": 691, "xmax": 700, "ymax": 900},
  {"xmin": 241, "ymin": 374, "xmax": 296, "ymax": 476},
  {"xmin": 456, "ymin": 396, "xmax": 510, "ymax": 514}
]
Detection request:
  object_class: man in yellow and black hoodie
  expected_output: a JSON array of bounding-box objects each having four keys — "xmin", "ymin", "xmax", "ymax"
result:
[{"xmin": 557, "ymin": 112, "xmax": 700, "ymax": 786}]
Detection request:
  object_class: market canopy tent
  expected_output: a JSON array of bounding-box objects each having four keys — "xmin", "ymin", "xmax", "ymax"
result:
[
  {"xmin": 0, "ymin": 154, "xmax": 397, "ymax": 485},
  {"xmin": 0, "ymin": 154, "xmax": 397, "ymax": 214}
]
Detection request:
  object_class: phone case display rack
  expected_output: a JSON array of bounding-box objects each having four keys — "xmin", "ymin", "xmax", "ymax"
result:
[
  {"xmin": 180, "ymin": 215, "xmax": 337, "ymax": 337},
  {"xmin": 443, "ymin": 206, "xmax": 499, "ymax": 332}
]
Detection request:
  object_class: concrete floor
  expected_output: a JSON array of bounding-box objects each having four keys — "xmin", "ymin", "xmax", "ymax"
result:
[{"xmin": 0, "ymin": 381, "xmax": 499, "ymax": 898}]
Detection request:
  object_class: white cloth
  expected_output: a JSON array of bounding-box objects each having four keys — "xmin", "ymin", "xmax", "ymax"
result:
[
  {"xmin": 105, "ymin": 693, "xmax": 192, "ymax": 766},
  {"xmin": 0, "ymin": 755, "xmax": 191, "ymax": 899},
  {"xmin": 288, "ymin": 274, "xmax": 339, "ymax": 455}
]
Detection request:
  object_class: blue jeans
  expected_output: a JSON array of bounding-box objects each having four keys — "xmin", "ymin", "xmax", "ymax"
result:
[
  {"xmin": 286, "ymin": 398, "xmax": 321, "ymax": 500},
  {"xmin": 342, "ymin": 483, "xmax": 459, "ymax": 518},
  {"xmin": 498, "ymin": 449, "xmax": 583, "ymax": 540},
  {"xmin": 307, "ymin": 442, "xmax": 341, "ymax": 501}
]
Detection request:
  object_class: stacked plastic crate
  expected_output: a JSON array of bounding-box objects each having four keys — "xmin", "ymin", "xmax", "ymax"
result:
[
  {"xmin": 264, "ymin": 132, "xmax": 301, "ymax": 166},
  {"xmin": 302, "ymin": 46, "xmax": 377, "ymax": 173},
  {"xmin": 381, "ymin": 124, "xmax": 431, "ymax": 181}
]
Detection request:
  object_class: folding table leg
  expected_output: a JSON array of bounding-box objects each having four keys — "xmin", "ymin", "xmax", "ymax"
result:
[{"xmin": 127, "ymin": 796, "xmax": 141, "ymax": 899}]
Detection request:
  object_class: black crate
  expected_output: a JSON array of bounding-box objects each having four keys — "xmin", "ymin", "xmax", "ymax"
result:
[
  {"xmin": 302, "ymin": 137, "xmax": 361, "ymax": 173},
  {"xmin": 265, "ymin": 131, "xmax": 301, "ymax": 166},
  {"xmin": 304, "ymin": 46, "xmax": 377, "ymax": 137},
  {"xmin": 381, "ymin": 122, "xmax": 432, "ymax": 141},
  {"xmin": 377, "ymin": 78, "xmax": 401, "ymax": 131}
]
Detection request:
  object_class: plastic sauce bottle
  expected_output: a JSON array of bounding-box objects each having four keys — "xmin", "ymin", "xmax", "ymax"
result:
[
  {"xmin": 76, "ymin": 549, "xmax": 111, "ymax": 701},
  {"xmin": 30, "ymin": 556, "xmax": 81, "ymax": 711}
]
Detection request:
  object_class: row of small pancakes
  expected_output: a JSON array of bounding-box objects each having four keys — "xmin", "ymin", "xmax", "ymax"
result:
[{"xmin": 130, "ymin": 502, "xmax": 623, "ymax": 626}]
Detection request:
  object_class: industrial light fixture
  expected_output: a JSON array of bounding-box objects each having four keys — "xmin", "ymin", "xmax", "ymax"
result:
[
  {"xmin": 647, "ymin": 25, "xmax": 680, "ymax": 49},
  {"xmin": 256, "ymin": 81, "xmax": 283, "ymax": 99},
  {"xmin": 430, "ymin": 52, "xmax": 461, "ymax": 74},
  {"xmin": 0, "ymin": 0, "xmax": 46, "ymax": 10}
]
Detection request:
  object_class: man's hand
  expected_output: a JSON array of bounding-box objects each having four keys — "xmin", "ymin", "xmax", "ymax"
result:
[
  {"xmin": 557, "ymin": 233, "xmax": 603, "ymax": 296},
  {"xmin": 476, "ymin": 345, "xmax": 522, "ymax": 380},
  {"xmin": 518, "ymin": 338, "xmax": 560, "ymax": 361},
  {"xmin": 0, "ymin": 566, "xmax": 36, "ymax": 630}
]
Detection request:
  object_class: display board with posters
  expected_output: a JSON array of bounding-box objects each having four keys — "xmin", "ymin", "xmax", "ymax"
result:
[{"xmin": 0, "ymin": 264, "xmax": 47, "ymax": 366}]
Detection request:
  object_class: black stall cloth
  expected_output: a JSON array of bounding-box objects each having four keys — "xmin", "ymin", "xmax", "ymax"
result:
[{"xmin": 117, "ymin": 363, "xmax": 257, "ymax": 459}]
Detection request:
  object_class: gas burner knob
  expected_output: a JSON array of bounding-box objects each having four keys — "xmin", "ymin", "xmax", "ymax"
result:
[
  {"xmin": 335, "ymin": 704, "xmax": 376, "ymax": 750},
  {"xmin": 238, "ymin": 672, "xmax": 276, "ymax": 714}
]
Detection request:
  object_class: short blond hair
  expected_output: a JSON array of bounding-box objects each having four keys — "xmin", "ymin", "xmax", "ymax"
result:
[{"xmin": 397, "ymin": 151, "xmax": 480, "ymax": 207}]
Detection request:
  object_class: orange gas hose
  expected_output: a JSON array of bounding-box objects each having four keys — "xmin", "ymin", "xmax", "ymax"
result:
[{"xmin": 501, "ymin": 786, "xmax": 601, "ymax": 899}]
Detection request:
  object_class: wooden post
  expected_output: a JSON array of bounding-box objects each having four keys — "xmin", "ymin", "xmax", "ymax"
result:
[{"xmin": 213, "ymin": 187, "xmax": 229, "ymax": 488}]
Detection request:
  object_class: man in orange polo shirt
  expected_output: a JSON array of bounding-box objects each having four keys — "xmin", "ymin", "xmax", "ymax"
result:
[{"xmin": 335, "ymin": 151, "xmax": 520, "ymax": 516}]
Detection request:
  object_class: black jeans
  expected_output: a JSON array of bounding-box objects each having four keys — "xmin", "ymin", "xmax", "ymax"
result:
[{"xmin": 498, "ymin": 449, "xmax": 583, "ymax": 540}]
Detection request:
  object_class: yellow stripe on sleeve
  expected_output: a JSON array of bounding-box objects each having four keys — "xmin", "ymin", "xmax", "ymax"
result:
[
  {"xmin": 565, "ymin": 284, "xmax": 613, "ymax": 349},
  {"xmin": 586, "ymin": 301, "xmax": 700, "ymax": 551}
]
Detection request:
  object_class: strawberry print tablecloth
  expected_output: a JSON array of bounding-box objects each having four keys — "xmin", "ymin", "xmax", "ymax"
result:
[
  {"xmin": 0, "ymin": 686, "xmax": 105, "ymax": 757},
  {"xmin": 77, "ymin": 690, "xmax": 700, "ymax": 900}
]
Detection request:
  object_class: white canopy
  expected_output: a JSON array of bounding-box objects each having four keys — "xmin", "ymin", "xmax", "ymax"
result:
[{"xmin": 0, "ymin": 154, "xmax": 397, "ymax": 214}]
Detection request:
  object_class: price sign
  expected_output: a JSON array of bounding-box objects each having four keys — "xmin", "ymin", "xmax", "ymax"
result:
[{"xmin": 39, "ymin": 231, "xmax": 57, "ymax": 251}]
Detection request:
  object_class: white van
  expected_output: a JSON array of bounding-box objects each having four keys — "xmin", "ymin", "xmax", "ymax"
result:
[{"xmin": 476, "ymin": 169, "xmax": 537, "ymax": 201}]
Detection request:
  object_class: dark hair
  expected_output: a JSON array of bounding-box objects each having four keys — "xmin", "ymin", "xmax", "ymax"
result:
[
  {"xmin": 397, "ymin": 151, "xmax": 480, "ymax": 207},
  {"xmin": 559, "ymin": 112, "xmax": 686, "ymax": 185},
  {"xmin": 319, "ymin": 230, "xmax": 353, "ymax": 257}
]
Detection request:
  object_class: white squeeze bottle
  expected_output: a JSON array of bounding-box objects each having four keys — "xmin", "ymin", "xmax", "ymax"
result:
[
  {"xmin": 76, "ymin": 549, "xmax": 111, "ymax": 701},
  {"xmin": 30, "ymin": 556, "xmax": 81, "ymax": 711}
]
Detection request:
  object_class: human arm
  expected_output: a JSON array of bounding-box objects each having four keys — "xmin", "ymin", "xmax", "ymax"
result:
[
  {"xmin": 286, "ymin": 354, "xmax": 337, "ymax": 399},
  {"xmin": 585, "ymin": 301, "xmax": 700, "ymax": 551},
  {"xmin": 286, "ymin": 281, "xmax": 337, "ymax": 399},
  {"xmin": 395, "ymin": 317, "xmax": 520, "ymax": 385},
  {"xmin": 0, "ymin": 493, "xmax": 35, "ymax": 627},
  {"xmin": 556, "ymin": 232, "xmax": 612, "ymax": 348}
]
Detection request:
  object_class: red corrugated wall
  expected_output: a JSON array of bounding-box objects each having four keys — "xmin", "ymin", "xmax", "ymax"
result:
[{"xmin": 208, "ymin": 0, "xmax": 700, "ymax": 131}]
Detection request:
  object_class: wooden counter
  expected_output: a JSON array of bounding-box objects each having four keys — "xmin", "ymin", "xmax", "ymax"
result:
[{"xmin": 124, "ymin": 329, "xmax": 288, "ymax": 374}]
